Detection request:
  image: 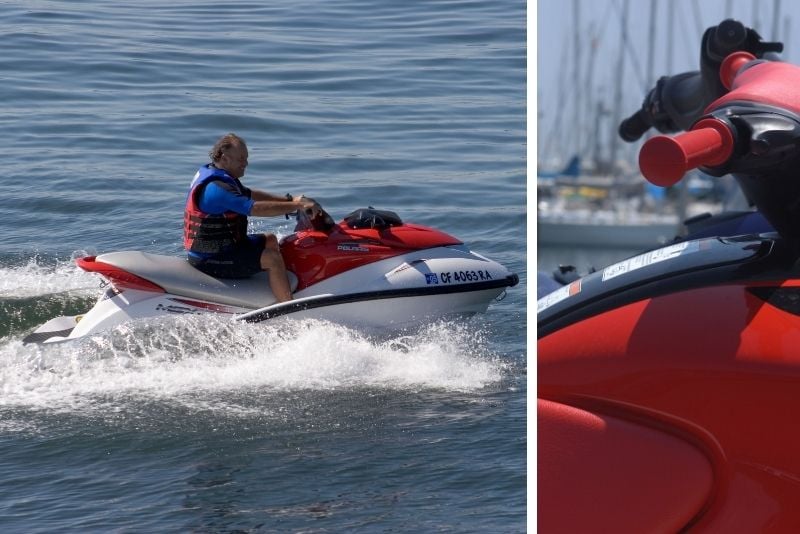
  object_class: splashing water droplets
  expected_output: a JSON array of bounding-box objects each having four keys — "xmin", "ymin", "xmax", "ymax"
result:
[
  {"xmin": 0, "ymin": 314, "xmax": 504, "ymax": 412},
  {"xmin": 0, "ymin": 254, "xmax": 98, "ymax": 299}
]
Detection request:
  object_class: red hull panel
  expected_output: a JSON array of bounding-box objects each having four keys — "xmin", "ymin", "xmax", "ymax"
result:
[
  {"xmin": 282, "ymin": 222, "xmax": 461, "ymax": 290},
  {"xmin": 539, "ymin": 282, "xmax": 800, "ymax": 531},
  {"xmin": 538, "ymin": 399, "xmax": 713, "ymax": 533}
]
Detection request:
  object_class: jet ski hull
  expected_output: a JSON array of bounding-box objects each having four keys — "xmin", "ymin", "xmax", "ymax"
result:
[{"xmin": 25, "ymin": 245, "xmax": 518, "ymax": 344}]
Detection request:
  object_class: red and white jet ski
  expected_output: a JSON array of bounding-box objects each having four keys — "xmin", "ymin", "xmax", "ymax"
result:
[{"xmin": 24, "ymin": 206, "xmax": 518, "ymax": 343}]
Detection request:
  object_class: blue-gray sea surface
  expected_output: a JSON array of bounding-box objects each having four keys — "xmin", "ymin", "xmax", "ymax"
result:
[{"xmin": 0, "ymin": 1, "xmax": 527, "ymax": 531}]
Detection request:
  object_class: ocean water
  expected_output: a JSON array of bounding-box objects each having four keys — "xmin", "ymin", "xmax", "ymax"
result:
[{"xmin": 0, "ymin": 1, "xmax": 527, "ymax": 532}]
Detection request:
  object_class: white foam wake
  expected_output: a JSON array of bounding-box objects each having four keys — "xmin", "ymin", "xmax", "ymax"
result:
[
  {"xmin": 0, "ymin": 253, "xmax": 99, "ymax": 299},
  {"xmin": 0, "ymin": 316, "xmax": 507, "ymax": 413}
]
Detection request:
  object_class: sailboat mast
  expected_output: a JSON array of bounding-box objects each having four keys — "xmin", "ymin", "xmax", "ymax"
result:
[
  {"xmin": 573, "ymin": 0, "xmax": 582, "ymax": 159},
  {"xmin": 583, "ymin": 23, "xmax": 599, "ymax": 164},
  {"xmin": 646, "ymin": 0, "xmax": 658, "ymax": 88},
  {"xmin": 666, "ymin": 0, "xmax": 674, "ymax": 73},
  {"xmin": 608, "ymin": 0, "xmax": 629, "ymax": 172},
  {"xmin": 772, "ymin": 0, "xmax": 782, "ymax": 40}
]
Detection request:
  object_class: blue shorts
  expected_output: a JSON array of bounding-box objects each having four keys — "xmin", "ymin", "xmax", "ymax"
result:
[{"xmin": 188, "ymin": 235, "xmax": 266, "ymax": 279}]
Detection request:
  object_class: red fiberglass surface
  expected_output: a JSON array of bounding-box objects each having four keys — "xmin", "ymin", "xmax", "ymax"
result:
[
  {"xmin": 76, "ymin": 256, "xmax": 164, "ymax": 292},
  {"xmin": 538, "ymin": 280, "xmax": 800, "ymax": 531},
  {"xmin": 538, "ymin": 399, "xmax": 713, "ymax": 533},
  {"xmin": 281, "ymin": 222, "xmax": 462, "ymax": 290},
  {"xmin": 709, "ymin": 61, "xmax": 800, "ymax": 117}
]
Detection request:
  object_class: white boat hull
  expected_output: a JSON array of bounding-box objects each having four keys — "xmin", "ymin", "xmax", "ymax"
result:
[{"xmin": 26, "ymin": 246, "xmax": 517, "ymax": 343}]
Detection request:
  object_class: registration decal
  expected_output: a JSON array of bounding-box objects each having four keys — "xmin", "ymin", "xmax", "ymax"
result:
[
  {"xmin": 537, "ymin": 279, "xmax": 582, "ymax": 314},
  {"xmin": 439, "ymin": 270, "xmax": 493, "ymax": 284},
  {"xmin": 601, "ymin": 241, "xmax": 700, "ymax": 282}
]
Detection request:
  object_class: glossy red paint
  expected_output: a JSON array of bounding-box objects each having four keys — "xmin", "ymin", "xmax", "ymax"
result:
[
  {"xmin": 538, "ymin": 399, "xmax": 714, "ymax": 533},
  {"xmin": 719, "ymin": 51, "xmax": 756, "ymax": 90},
  {"xmin": 538, "ymin": 280, "xmax": 800, "ymax": 531},
  {"xmin": 639, "ymin": 118, "xmax": 734, "ymax": 187},
  {"xmin": 76, "ymin": 256, "xmax": 165, "ymax": 292},
  {"xmin": 710, "ymin": 60, "xmax": 800, "ymax": 117},
  {"xmin": 281, "ymin": 222, "xmax": 462, "ymax": 290}
]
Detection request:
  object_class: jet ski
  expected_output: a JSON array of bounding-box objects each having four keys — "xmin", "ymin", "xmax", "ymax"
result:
[
  {"xmin": 24, "ymin": 206, "xmax": 518, "ymax": 344},
  {"xmin": 538, "ymin": 20, "xmax": 800, "ymax": 532}
]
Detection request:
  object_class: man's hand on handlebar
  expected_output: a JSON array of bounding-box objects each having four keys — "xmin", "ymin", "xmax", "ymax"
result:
[
  {"xmin": 293, "ymin": 194, "xmax": 322, "ymax": 217},
  {"xmin": 290, "ymin": 195, "xmax": 336, "ymax": 233}
]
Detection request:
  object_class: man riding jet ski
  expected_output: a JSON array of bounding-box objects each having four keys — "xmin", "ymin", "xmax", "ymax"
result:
[
  {"xmin": 185, "ymin": 133, "xmax": 320, "ymax": 302},
  {"xmin": 23, "ymin": 136, "xmax": 519, "ymax": 343}
]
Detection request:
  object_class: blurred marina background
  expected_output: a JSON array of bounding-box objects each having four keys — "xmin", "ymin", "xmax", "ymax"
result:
[{"xmin": 536, "ymin": 0, "xmax": 800, "ymax": 276}]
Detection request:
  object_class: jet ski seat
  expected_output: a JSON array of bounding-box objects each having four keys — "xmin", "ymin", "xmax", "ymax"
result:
[{"xmin": 90, "ymin": 251, "xmax": 298, "ymax": 309}]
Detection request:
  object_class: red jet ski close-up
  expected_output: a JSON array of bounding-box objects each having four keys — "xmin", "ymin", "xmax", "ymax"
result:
[{"xmin": 538, "ymin": 18, "xmax": 800, "ymax": 532}]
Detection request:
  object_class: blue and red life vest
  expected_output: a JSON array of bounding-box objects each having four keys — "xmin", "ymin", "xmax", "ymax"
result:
[{"xmin": 183, "ymin": 165, "xmax": 249, "ymax": 254}]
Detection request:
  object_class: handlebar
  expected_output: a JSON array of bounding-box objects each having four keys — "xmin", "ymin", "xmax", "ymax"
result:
[
  {"xmin": 293, "ymin": 201, "xmax": 336, "ymax": 233},
  {"xmin": 719, "ymin": 51, "xmax": 756, "ymax": 89},
  {"xmin": 618, "ymin": 72, "xmax": 708, "ymax": 142},
  {"xmin": 618, "ymin": 19, "xmax": 783, "ymax": 142},
  {"xmin": 639, "ymin": 118, "xmax": 734, "ymax": 186},
  {"xmin": 618, "ymin": 109, "xmax": 652, "ymax": 143}
]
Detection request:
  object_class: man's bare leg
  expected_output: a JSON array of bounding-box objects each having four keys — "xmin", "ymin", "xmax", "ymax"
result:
[{"xmin": 260, "ymin": 234, "xmax": 292, "ymax": 302}]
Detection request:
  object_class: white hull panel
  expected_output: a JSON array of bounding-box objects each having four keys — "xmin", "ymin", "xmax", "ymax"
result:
[
  {"xmin": 28, "ymin": 246, "xmax": 517, "ymax": 343},
  {"xmin": 250, "ymin": 289, "xmax": 502, "ymax": 329},
  {"xmin": 36, "ymin": 286, "xmax": 505, "ymax": 343}
]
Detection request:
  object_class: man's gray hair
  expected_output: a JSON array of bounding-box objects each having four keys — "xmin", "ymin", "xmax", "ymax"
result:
[{"xmin": 209, "ymin": 133, "xmax": 246, "ymax": 163}]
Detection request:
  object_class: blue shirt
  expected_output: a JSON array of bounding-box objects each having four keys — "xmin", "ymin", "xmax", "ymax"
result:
[
  {"xmin": 189, "ymin": 175, "xmax": 260, "ymax": 259},
  {"xmin": 198, "ymin": 180, "xmax": 255, "ymax": 215}
]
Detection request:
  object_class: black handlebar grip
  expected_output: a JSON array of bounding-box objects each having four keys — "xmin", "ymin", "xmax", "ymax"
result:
[{"xmin": 619, "ymin": 109, "xmax": 652, "ymax": 142}]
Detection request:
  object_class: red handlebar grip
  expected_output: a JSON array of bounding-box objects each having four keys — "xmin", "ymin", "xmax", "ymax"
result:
[
  {"xmin": 639, "ymin": 118, "xmax": 734, "ymax": 187},
  {"xmin": 720, "ymin": 51, "xmax": 756, "ymax": 90}
]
